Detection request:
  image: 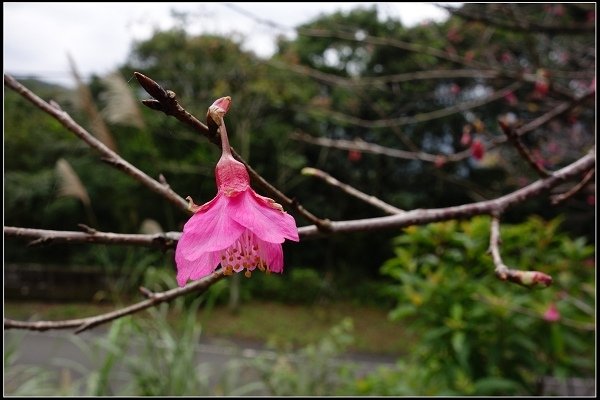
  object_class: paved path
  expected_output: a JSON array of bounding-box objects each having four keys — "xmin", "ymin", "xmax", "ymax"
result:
[{"xmin": 5, "ymin": 329, "xmax": 398, "ymax": 395}]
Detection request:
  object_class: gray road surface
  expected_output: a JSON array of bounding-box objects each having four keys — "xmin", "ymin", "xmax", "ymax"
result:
[{"xmin": 5, "ymin": 329, "xmax": 398, "ymax": 395}]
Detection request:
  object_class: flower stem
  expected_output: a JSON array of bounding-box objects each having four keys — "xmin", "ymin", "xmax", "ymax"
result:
[{"xmin": 219, "ymin": 119, "xmax": 232, "ymax": 157}]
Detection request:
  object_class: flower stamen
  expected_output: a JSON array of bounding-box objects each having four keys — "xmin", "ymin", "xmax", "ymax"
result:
[{"xmin": 220, "ymin": 231, "xmax": 270, "ymax": 277}]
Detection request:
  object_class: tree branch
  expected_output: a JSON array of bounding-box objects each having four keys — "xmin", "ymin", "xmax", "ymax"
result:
[
  {"xmin": 298, "ymin": 149, "xmax": 595, "ymax": 236},
  {"xmin": 3, "ymin": 73, "xmax": 190, "ymax": 214},
  {"xmin": 4, "ymin": 226, "xmax": 180, "ymax": 250},
  {"xmin": 515, "ymin": 90, "xmax": 595, "ymax": 137},
  {"xmin": 301, "ymin": 167, "xmax": 404, "ymax": 215},
  {"xmin": 4, "ymin": 270, "xmax": 225, "ymax": 333},
  {"xmin": 442, "ymin": 5, "xmax": 595, "ymax": 35},
  {"xmin": 550, "ymin": 168, "xmax": 595, "ymax": 205},
  {"xmin": 269, "ymin": 60, "xmax": 500, "ymax": 87},
  {"xmin": 134, "ymin": 72, "xmax": 331, "ymax": 231},
  {"xmin": 499, "ymin": 119, "xmax": 551, "ymax": 178},
  {"xmin": 489, "ymin": 215, "xmax": 552, "ymax": 288},
  {"xmin": 302, "ymin": 82, "xmax": 522, "ymax": 129},
  {"xmin": 292, "ymin": 131, "xmax": 472, "ymax": 163}
]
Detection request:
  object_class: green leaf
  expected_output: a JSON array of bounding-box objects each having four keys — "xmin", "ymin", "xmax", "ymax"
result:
[{"xmin": 473, "ymin": 377, "xmax": 521, "ymax": 395}]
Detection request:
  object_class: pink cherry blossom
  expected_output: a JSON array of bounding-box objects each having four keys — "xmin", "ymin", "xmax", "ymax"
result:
[
  {"xmin": 543, "ymin": 303, "xmax": 561, "ymax": 322},
  {"xmin": 175, "ymin": 97, "xmax": 299, "ymax": 287}
]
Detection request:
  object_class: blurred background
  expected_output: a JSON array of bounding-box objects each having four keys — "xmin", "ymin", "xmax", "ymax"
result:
[{"xmin": 4, "ymin": 2, "xmax": 596, "ymax": 396}]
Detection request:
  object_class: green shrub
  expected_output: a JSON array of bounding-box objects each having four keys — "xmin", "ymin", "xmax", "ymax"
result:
[
  {"xmin": 361, "ymin": 216, "xmax": 595, "ymax": 395},
  {"xmin": 241, "ymin": 267, "xmax": 331, "ymax": 304}
]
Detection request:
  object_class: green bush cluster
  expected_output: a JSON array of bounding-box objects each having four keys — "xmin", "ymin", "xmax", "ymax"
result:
[{"xmin": 356, "ymin": 215, "xmax": 595, "ymax": 395}]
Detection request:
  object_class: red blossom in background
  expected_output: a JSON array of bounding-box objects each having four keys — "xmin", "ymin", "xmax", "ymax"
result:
[
  {"xmin": 464, "ymin": 50, "xmax": 475, "ymax": 62},
  {"xmin": 460, "ymin": 131, "xmax": 471, "ymax": 146},
  {"xmin": 470, "ymin": 139, "xmax": 485, "ymax": 160},
  {"xmin": 446, "ymin": 26, "xmax": 463, "ymax": 43},
  {"xmin": 348, "ymin": 149, "xmax": 362, "ymax": 162},
  {"xmin": 504, "ymin": 91, "xmax": 518, "ymax": 106},
  {"xmin": 434, "ymin": 156, "xmax": 447, "ymax": 168},
  {"xmin": 500, "ymin": 51, "xmax": 513, "ymax": 64},
  {"xmin": 586, "ymin": 195, "xmax": 595, "ymax": 206},
  {"xmin": 533, "ymin": 69, "xmax": 550, "ymax": 98},
  {"xmin": 450, "ymin": 83, "xmax": 461, "ymax": 95}
]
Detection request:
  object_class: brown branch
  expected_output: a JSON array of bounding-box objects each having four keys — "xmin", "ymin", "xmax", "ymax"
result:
[
  {"xmin": 551, "ymin": 168, "xmax": 595, "ymax": 205},
  {"xmin": 463, "ymin": 90, "xmax": 595, "ymax": 159},
  {"xmin": 134, "ymin": 72, "xmax": 331, "ymax": 231},
  {"xmin": 3, "ymin": 74, "xmax": 190, "ymax": 214},
  {"xmin": 225, "ymin": 4, "xmax": 592, "ymax": 100},
  {"xmin": 4, "ymin": 270, "xmax": 225, "ymax": 333},
  {"xmin": 499, "ymin": 119, "xmax": 551, "ymax": 178},
  {"xmin": 489, "ymin": 215, "xmax": 552, "ymax": 288},
  {"xmin": 297, "ymin": 149, "xmax": 595, "ymax": 237},
  {"xmin": 4, "ymin": 226, "xmax": 180, "ymax": 250},
  {"xmin": 8, "ymin": 149, "xmax": 592, "ymax": 245},
  {"xmin": 299, "ymin": 28, "xmax": 490, "ymax": 70},
  {"xmin": 292, "ymin": 131, "xmax": 472, "ymax": 163},
  {"xmin": 223, "ymin": 3, "xmax": 485, "ymax": 68},
  {"xmin": 294, "ymin": 90, "xmax": 588, "ymax": 169},
  {"xmin": 269, "ymin": 60, "xmax": 500, "ymax": 87},
  {"xmin": 295, "ymin": 28, "xmax": 586, "ymax": 101},
  {"xmin": 302, "ymin": 82, "xmax": 522, "ymax": 129},
  {"xmin": 443, "ymin": 5, "xmax": 596, "ymax": 35},
  {"xmin": 515, "ymin": 89, "xmax": 595, "ymax": 137},
  {"xmin": 301, "ymin": 167, "xmax": 404, "ymax": 215}
]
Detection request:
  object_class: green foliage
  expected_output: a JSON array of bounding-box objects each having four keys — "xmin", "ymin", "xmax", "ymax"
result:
[
  {"xmin": 121, "ymin": 302, "xmax": 211, "ymax": 396},
  {"xmin": 240, "ymin": 267, "xmax": 330, "ymax": 304},
  {"xmin": 368, "ymin": 216, "xmax": 595, "ymax": 395},
  {"xmin": 241, "ymin": 318, "xmax": 357, "ymax": 396}
]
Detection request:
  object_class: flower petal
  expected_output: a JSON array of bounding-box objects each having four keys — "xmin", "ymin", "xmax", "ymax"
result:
[
  {"xmin": 178, "ymin": 193, "xmax": 246, "ymax": 259},
  {"xmin": 259, "ymin": 240, "xmax": 284, "ymax": 273},
  {"xmin": 175, "ymin": 250, "xmax": 221, "ymax": 287},
  {"xmin": 230, "ymin": 190, "xmax": 299, "ymax": 243}
]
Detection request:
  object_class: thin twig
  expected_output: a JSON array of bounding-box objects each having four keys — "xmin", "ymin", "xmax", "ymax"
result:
[
  {"xmin": 4, "ymin": 226, "xmax": 180, "ymax": 250},
  {"xmin": 516, "ymin": 90, "xmax": 595, "ymax": 137},
  {"xmin": 551, "ymin": 169, "xmax": 595, "ymax": 205},
  {"xmin": 296, "ymin": 87, "xmax": 594, "ymax": 164},
  {"xmin": 498, "ymin": 119, "xmax": 551, "ymax": 178},
  {"xmin": 442, "ymin": 5, "xmax": 595, "ymax": 35},
  {"xmin": 301, "ymin": 167, "xmax": 404, "ymax": 215},
  {"xmin": 489, "ymin": 215, "xmax": 552, "ymax": 288},
  {"xmin": 3, "ymin": 74, "xmax": 190, "ymax": 213},
  {"xmin": 134, "ymin": 72, "xmax": 332, "ymax": 231},
  {"xmin": 292, "ymin": 132, "xmax": 472, "ymax": 163},
  {"xmin": 4, "ymin": 270, "xmax": 225, "ymax": 333},
  {"xmin": 269, "ymin": 60, "xmax": 500, "ymax": 87},
  {"xmin": 225, "ymin": 4, "xmax": 593, "ymax": 101},
  {"xmin": 301, "ymin": 82, "xmax": 522, "ymax": 129},
  {"xmin": 298, "ymin": 150, "xmax": 594, "ymax": 237}
]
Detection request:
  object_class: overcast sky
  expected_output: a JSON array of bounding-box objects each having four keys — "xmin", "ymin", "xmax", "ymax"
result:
[{"xmin": 4, "ymin": 2, "xmax": 450, "ymax": 85}]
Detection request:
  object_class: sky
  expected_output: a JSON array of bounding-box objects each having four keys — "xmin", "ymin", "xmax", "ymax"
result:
[{"xmin": 3, "ymin": 2, "xmax": 451, "ymax": 86}]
